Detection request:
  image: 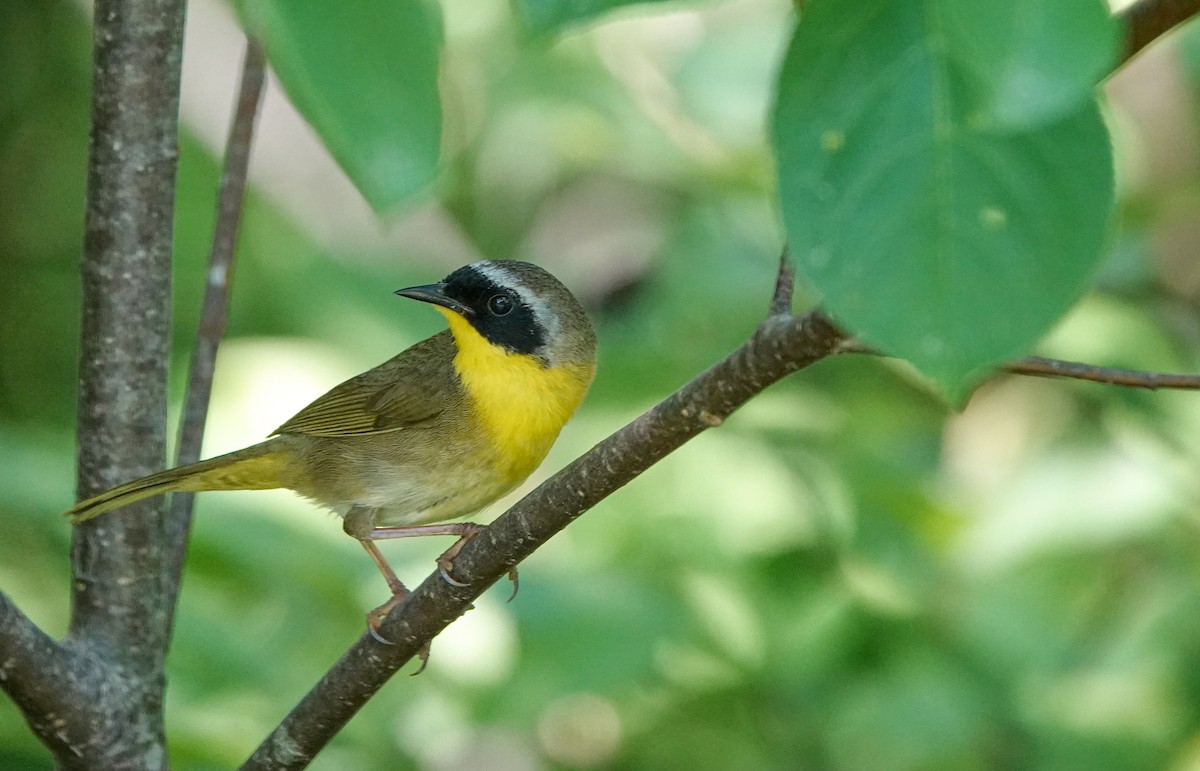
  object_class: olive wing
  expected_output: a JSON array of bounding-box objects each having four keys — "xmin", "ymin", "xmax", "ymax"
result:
[{"xmin": 271, "ymin": 332, "xmax": 457, "ymax": 437}]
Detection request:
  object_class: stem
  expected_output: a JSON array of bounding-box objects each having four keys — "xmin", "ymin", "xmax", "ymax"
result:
[
  {"xmin": 164, "ymin": 36, "xmax": 267, "ymax": 642},
  {"xmin": 1004, "ymin": 356, "xmax": 1200, "ymax": 390},
  {"xmin": 1120, "ymin": 0, "xmax": 1200, "ymax": 64}
]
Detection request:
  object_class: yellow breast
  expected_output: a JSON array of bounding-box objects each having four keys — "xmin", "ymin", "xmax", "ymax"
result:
[{"xmin": 439, "ymin": 309, "xmax": 594, "ymax": 483}]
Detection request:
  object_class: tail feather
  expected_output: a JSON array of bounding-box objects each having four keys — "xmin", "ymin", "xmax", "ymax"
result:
[{"xmin": 66, "ymin": 441, "xmax": 287, "ymax": 524}]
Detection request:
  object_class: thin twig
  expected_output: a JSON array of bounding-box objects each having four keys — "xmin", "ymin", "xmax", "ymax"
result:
[
  {"xmin": 1005, "ymin": 356, "xmax": 1200, "ymax": 390},
  {"xmin": 770, "ymin": 249, "xmax": 796, "ymax": 317},
  {"xmin": 836, "ymin": 339, "xmax": 1200, "ymax": 392},
  {"xmin": 242, "ymin": 266, "xmax": 848, "ymax": 769},
  {"xmin": 1120, "ymin": 0, "xmax": 1200, "ymax": 64},
  {"xmin": 163, "ymin": 36, "xmax": 267, "ymax": 641}
]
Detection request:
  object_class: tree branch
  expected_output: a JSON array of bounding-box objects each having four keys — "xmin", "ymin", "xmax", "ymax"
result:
[
  {"xmin": 836, "ymin": 338, "xmax": 1200, "ymax": 392},
  {"xmin": 1004, "ymin": 356, "xmax": 1200, "ymax": 390},
  {"xmin": 164, "ymin": 36, "xmax": 267, "ymax": 641},
  {"xmin": 1120, "ymin": 0, "xmax": 1200, "ymax": 64},
  {"xmin": 52, "ymin": 0, "xmax": 187, "ymax": 765},
  {"xmin": 0, "ymin": 592, "xmax": 81, "ymax": 756},
  {"xmin": 243, "ymin": 258, "xmax": 848, "ymax": 769},
  {"xmin": 770, "ymin": 249, "xmax": 796, "ymax": 317}
]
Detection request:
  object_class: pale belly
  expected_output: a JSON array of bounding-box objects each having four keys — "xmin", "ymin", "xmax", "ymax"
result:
[
  {"xmin": 363, "ymin": 460, "xmax": 524, "ymax": 527},
  {"xmin": 280, "ymin": 430, "xmax": 540, "ymax": 528}
]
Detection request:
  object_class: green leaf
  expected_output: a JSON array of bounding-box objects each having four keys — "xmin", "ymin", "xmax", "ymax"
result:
[
  {"xmin": 772, "ymin": 0, "xmax": 1114, "ymax": 401},
  {"xmin": 237, "ymin": 0, "xmax": 443, "ymax": 212},
  {"xmin": 939, "ymin": 0, "xmax": 1120, "ymax": 130},
  {"xmin": 513, "ymin": 0, "xmax": 677, "ymax": 36}
]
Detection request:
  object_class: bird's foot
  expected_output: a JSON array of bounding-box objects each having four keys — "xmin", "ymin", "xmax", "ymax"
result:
[
  {"xmin": 365, "ymin": 589, "xmax": 408, "ymax": 645},
  {"xmin": 435, "ymin": 524, "xmax": 485, "ymax": 586}
]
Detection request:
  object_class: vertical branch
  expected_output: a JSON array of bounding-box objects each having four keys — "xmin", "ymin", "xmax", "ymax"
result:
[
  {"xmin": 164, "ymin": 37, "xmax": 267, "ymax": 640},
  {"xmin": 66, "ymin": 0, "xmax": 186, "ymax": 765}
]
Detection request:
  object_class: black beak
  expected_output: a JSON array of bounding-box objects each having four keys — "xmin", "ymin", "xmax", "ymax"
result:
[{"xmin": 394, "ymin": 282, "xmax": 472, "ymax": 316}]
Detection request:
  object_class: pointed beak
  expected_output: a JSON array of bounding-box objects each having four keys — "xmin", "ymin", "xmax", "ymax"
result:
[{"xmin": 394, "ymin": 282, "xmax": 472, "ymax": 317}]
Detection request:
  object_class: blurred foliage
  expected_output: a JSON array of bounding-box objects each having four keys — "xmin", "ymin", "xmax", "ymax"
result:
[
  {"xmin": 3, "ymin": 0, "xmax": 1200, "ymax": 769},
  {"xmin": 235, "ymin": 0, "xmax": 444, "ymax": 211}
]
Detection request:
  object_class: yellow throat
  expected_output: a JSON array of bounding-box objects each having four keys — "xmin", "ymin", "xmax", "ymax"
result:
[{"xmin": 438, "ymin": 308, "xmax": 594, "ymax": 481}]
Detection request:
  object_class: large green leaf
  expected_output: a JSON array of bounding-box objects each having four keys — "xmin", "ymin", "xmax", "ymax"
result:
[
  {"xmin": 940, "ymin": 0, "xmax": 1119, "ymax": 130},
  {"xmin": 772, "ymin": 0, "xmax": 1115, "ymax": 401},
  {"xmin": 238, "ymin": 0, "xmax": 443, "ymax": 212}
]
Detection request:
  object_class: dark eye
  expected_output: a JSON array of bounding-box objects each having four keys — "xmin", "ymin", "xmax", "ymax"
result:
[{"xmin": 487, "ymin": 294, "xmax": 513, "ymax": 316}]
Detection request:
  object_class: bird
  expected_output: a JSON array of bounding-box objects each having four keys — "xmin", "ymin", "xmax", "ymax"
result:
[{"xmin": 66, "ymin": 259, "xmax": 597, "ymax": 632}]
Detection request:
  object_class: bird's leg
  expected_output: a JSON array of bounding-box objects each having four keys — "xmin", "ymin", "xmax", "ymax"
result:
[
  {"xmin": 355, "ymin": 558, "xmax": 430, "ymax": 668},
  {"xmin": 359, "ymin": 539, "xmax": 408, "ymax": 597},
  {"xmin": 361, "ymin": 521, "xmax": 519, "ymax": 597},
  {"xmin": 344, "ymin": 506, "xmax": 411, "ymax": 643},
  {"xmin": 364, "ymin": 522, "xmax": 482, "ymax": 587}
]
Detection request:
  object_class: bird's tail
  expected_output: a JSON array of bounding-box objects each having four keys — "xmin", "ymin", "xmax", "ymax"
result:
[{"xmin": 65, "ymin": 441, "xmax": 288, "ymax": 524}]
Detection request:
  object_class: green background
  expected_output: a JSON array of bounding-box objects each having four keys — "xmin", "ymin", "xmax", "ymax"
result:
[{"xmin": 4, "ymin": 0, "xmax": 1200, "ymax": 768}]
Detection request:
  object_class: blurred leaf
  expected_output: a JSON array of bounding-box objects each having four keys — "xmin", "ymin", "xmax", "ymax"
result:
[
  {"xmin": 513, "ymin": 0, "xmax": 677, "ymax": 36},
  {"xmin": 824, "ymin": 646, "xmax": 995, "ymax": 771},
  {"xmin": 772, "ymin": 0, "xmax": 1114, "ymax": 401},
  {"xmin": 939, "ymin": 0, "xmax": 1119, "ymax": 130},
  {"xmin": 236, "ymin": 0, "xmax": 443, "ymax": 211}
]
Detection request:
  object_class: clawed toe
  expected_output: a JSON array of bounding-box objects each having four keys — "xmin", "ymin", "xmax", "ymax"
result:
[
  {"xmin": 410, "ymin": 644, "xmax": 431, "ymax": 676},
  {"xmin": 438, "ymin": 561, "xmax": 470, "ymax": 587},
  {"xmin": 365, "ymin": 590, "xmax": 408, "ymax": 644},
  {"xmin": 506, "ymin": 567, "xmax": 520, "ymax": 602}
]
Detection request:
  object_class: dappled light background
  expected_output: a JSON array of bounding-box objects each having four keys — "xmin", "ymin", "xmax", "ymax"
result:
[{"xmin": 4, "ymin": 0, "xmax": 1200, "ymax": 768}]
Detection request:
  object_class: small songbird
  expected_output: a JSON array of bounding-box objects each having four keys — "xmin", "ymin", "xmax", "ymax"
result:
[{"xmin": 67, "ymin": 260, "xmax": 597, "ymax": 628}]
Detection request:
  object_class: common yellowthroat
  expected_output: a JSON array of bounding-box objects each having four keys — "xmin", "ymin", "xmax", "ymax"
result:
[{"xmin": 67, "ymin": 260, "xmax": 597, "ymax": 627}]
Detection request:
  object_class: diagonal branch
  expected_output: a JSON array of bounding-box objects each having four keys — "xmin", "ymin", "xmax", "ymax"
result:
[
  {"xmin": 164, "ymin": 36, "xmax": 267, "ymax": 642},
  {"xmin": 835, "ymin": 338, "xmax": 1200, "ymax": 392},
  {"xmin": 1120, "ymin": 0, "xmax": 1200, "ymax": 64},
  {"xmin": 242, "ymin": 258, "xmax": 848, "ymax": 769},
  {"xmin": 0, "ymin": 592, "xmax": 79, "ymax": 752},
  {"xmin": 1004, "ymin": 356, "xmax": 1200, "ymax": 390}
]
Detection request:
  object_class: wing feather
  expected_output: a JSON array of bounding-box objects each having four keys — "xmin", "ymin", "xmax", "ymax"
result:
[{"xmin": 272, "ymin": 331, "xmax": 457, "ymax": 437}]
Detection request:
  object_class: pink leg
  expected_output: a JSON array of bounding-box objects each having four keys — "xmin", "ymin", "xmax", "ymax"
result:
[
  {"xmin": 360, "ymin": 539, "xmax": 407, "ymax": 596},
  {"xmin": 365, "ymin": 522, "xmax": 484, "ymax": 587},
  {"xmin": 345, "ymin": 509, "xmax": 518, "ymax": 599},
  {"xmin": 365, "ymin": 522, "xmax": 518, "ymax": 596},
  {"xmin": 363, "ymin": 522, "xmax": 484, "ymax": 541},
  {"xmin": 358, "ymin": 540, "xmax": 409, "ymax": 644}
]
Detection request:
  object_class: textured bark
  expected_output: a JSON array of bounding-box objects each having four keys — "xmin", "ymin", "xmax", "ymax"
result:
[{"xmin": 43, "ymin": 0, "xmax": 183, "ymax": 766}]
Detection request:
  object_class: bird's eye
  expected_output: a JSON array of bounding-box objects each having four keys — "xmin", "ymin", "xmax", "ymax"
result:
[{"xmin": 487, "ymin": 294, "xmax": 513, "ymax": 316}]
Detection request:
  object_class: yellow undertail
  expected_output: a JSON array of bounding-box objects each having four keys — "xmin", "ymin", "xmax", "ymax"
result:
[{"xmin": 66, "ymin": 441, "xmax": 287, "ymax": 524}]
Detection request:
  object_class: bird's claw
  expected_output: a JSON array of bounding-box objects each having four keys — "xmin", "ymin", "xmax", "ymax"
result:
[
  {"xmin": 438, "ymin": 562, "xmax": 470, "ymax": 587},
  {"xmin": 365, "ymin": 589, "xmax": 408, "ymax": 645},
  {"xmin": 506, "ymin": 568, "xmax": 520, "ymax": 602},
  {"xmin": 410, "ymin": 644, "xmax": 431, "ymax": 676}
]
